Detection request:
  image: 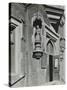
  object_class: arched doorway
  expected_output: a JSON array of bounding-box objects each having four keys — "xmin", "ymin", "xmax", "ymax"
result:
[{"xmin": 47, "ymin": 40, "xmax": 54, "ymax": 81}]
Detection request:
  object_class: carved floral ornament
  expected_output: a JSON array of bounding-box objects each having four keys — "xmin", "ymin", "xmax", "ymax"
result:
[{"xmin": 60, "ymin": 13, "xmax": 65, "ymax": 27}]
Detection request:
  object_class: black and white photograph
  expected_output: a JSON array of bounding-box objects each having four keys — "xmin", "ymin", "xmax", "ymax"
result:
[{"xmin": 9, "ymin": 2, "xmax": 65, "ymax": 87}]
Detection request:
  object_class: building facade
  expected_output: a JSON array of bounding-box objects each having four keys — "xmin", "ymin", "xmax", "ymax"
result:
[{"xmin": 9, "ymin": 3, "xmax": 65, "ymax": 87}]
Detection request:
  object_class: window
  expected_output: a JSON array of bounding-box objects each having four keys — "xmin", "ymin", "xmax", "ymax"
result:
[
  {"xmin": 47, "ymin": 40, "xmax": 54, "ymax": 54},
  {"xmin": 9, "ymin": 17, "xmax": 24, "ymax": 85}
]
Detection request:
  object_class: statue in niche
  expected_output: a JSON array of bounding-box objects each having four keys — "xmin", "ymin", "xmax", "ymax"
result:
[{"xmin": 32, "ymin": 18, "xmax": 43, "ymax": 59}]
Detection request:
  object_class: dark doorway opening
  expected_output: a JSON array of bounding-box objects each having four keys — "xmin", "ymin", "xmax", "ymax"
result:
[{"xmin": 49, "ymin": 55, "xmax": 53, "ymax": 81}]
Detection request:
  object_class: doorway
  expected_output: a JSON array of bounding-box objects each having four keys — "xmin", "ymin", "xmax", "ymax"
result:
[
  {"xmin": 49, "ymin": 55, "xmax": 53, "ymax": 81},
  {"xmin": 47, "ymin": 40, "xmax": 54, "ymax": 82}
]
